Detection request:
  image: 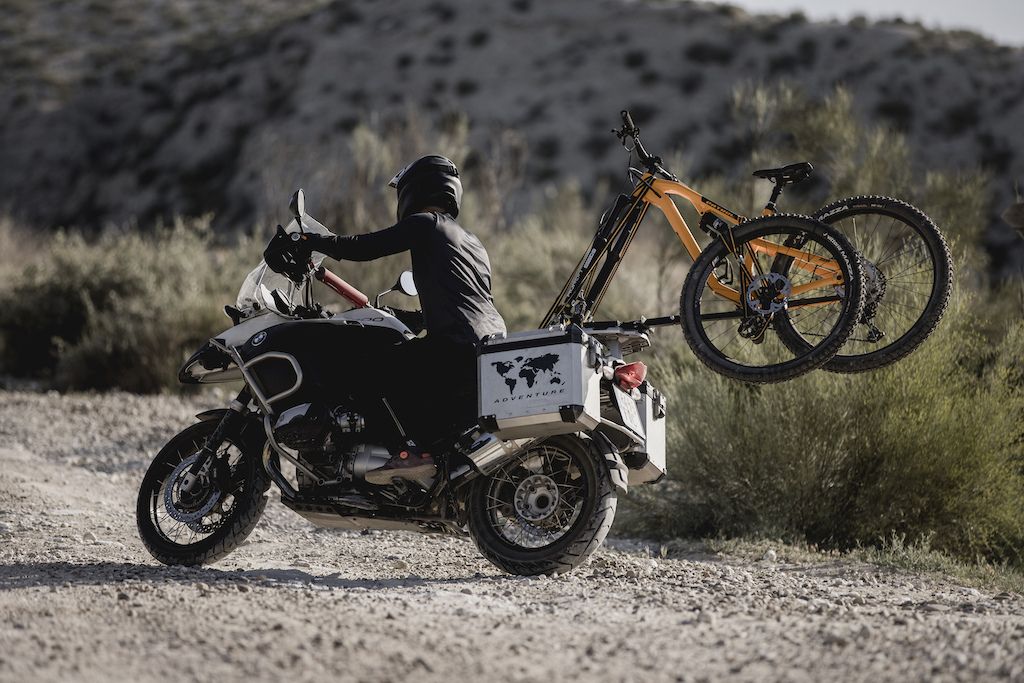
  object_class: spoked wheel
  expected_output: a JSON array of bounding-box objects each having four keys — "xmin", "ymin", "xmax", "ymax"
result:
[
  {"xmin": 136, "ymin": 420, "xmax": 268, "ymax": 566},
  {"xmin": 467, "ymin": 436, "xmax": 616, "ymax": 576},
  {"xmin": 680, "ymin": 214, "xmax": 865, "ymax": 383},
  {"xmin": 777, "ymin": 196, "xmax": 953, "ymax": 372}
]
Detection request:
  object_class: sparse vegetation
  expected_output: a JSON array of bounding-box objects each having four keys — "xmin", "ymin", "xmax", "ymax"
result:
[{"xmin": 1, "ymin": 88, "xmax": 1021, "ymax": 574}]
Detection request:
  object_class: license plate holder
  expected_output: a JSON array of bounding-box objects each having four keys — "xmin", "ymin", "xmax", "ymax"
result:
[{"xmin": 611, "ymin": 385, "xmax": 645, "ymax": 439}]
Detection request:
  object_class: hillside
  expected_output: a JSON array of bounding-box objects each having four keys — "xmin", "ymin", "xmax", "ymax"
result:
[{"xmin": 1, "ymin": 0, "xmax": 1022, "ymax": 269}]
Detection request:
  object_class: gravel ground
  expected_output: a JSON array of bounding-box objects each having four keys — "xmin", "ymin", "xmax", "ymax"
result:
[{"xmin": 1, "ymin": 390, "xmax": 1022, "ymax": 682}]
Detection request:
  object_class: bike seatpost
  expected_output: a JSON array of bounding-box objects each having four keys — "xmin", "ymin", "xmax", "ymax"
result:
[{"xmin": 762, "ymin": 182, "xmax": 785, "ymax": 216}]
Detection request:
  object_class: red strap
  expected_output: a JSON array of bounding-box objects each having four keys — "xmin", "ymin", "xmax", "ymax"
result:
[{"xmin": 315, "ymin": 267, "xmax": 369, "ymax": 308}]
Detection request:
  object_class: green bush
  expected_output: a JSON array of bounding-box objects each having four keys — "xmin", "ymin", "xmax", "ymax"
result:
[
  {"xmin": 625, "ymin": 289, "xmax": 1024, "ymax": 563},
  {"xmin": 0, "ymin": 219, "xmax": 258, "ymax": 392},
  {"xmin": 620, "ymin": 84, "xmax": 1024, "ymax": 565}
]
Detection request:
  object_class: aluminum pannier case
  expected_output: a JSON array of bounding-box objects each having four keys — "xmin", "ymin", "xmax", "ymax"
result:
[{"xmin": 478, "ymin": 326, "xmax": 604, "ymax": 440}]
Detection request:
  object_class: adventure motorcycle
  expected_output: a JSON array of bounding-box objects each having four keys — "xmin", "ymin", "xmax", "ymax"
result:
[{"xmin": 136, "ymin": 190, "xmax": 666, "ymax": 576}]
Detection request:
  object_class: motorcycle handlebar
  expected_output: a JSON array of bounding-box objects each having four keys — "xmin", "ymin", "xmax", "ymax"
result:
[{"xmin": 315, "ymin": 266, "xmax": 369, "ymax": 308}]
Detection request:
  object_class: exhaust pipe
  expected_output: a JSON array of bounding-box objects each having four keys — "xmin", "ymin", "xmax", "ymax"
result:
[{"xmin": 464, "ymin": 433, "xmax": 535, "ymax": 476}]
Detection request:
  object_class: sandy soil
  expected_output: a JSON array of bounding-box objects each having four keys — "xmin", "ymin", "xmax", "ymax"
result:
[{"xmin": 1, "ymin": 390, "xmax": 1022, "ymax": 682}]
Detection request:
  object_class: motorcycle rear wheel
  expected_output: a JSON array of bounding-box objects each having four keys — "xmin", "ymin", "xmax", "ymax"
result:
[
  {"xmin": 136, "ymin": 420, "xmax": 268, "ymax": 566},
  {"xmin": 467, "ymin": 436, "xmax": 616, "ymax": 576}
]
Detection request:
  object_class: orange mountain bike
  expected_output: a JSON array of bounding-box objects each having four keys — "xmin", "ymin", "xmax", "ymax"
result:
[
  {"xmin": 544, "ymin": 110, "xmax": 955, "ymax": 383},
  {"xmin": 543, "ymin": 111, "xmax": 865, "ymax": 383}
]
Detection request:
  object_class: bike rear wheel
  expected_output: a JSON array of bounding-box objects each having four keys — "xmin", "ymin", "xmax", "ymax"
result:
[
  {"xmin": 777, "ymin": 195, "xmax": 953, "ymax": 373},
  {"xmin": 467, "ymin": 436, "xmax": 616, "ymax": 576},
  {"xmin": 680, "ymin": 214, "xmax": 864, "ymax": 383}
]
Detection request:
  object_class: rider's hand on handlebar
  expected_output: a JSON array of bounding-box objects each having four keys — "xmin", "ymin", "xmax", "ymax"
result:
[{"xmin": 263, "ymin": 225, "xmax": 312, "ymax": 283}]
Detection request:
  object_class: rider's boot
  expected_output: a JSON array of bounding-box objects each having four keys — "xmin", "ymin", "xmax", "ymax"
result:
[{"xmin": 364, "ymin": 445, "xmax": 436, "ymax": 485}]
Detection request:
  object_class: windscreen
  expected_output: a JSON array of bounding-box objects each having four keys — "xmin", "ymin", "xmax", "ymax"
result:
[{"xmin": 236, "ymin": 215, "xmax": 335, "ymax": 315}]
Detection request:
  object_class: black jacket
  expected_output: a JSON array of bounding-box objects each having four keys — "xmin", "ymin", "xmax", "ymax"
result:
[{"xmin": 317, "ymin": 211, "xmax": 506, "ymax": 344}]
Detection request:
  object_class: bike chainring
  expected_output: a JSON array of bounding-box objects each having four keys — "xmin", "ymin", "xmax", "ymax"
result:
[{"xmin": 164, "ymin": 453, "xmax": 223, "ymax": 528}]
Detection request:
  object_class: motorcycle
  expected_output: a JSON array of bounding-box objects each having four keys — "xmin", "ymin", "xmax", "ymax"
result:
[{"xmin": 136, "ymin": 190, "xmax": 667, "ymax": 576}]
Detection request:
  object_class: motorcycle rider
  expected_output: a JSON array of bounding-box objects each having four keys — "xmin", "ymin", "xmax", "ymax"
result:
[{"xmin": 265, "ymin": 155, "xmax": 506, "ymax": 483}]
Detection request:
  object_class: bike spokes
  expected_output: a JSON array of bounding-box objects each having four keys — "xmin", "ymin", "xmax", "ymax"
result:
[
  {"xmin": 680, "ymin": 215, "xmax": 863, "ymax": 383},
  {"xmin": 808, "ymin": 196, "xmax": 953, "ymax": 373}
]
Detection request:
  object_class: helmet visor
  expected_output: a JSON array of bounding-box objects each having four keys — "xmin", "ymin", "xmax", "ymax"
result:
[{"xmin": 388, "ymin": 162, "xmax": 414, "ymax": 189}]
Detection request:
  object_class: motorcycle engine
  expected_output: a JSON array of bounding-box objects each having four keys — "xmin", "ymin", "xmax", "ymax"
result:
[
  {"xmin": 274, "ymin": 403, "xmax": 332, "ymax": 450},
  {"xmin": 275, "ymin": 403, "xmax": 391, "ymax": 487}
]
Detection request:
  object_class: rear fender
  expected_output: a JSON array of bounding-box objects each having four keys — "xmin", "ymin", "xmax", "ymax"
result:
[{"xmin": 584, "ymin": 431, "xmax": 629, "ymax": 494}]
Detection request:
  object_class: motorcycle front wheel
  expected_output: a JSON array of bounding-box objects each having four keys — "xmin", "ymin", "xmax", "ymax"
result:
[
  {"xmin": 467, "ymin": 436, "xmax": 616, "ymax": 576},
  {"xmin": 136, "ymin": 420, "xmax": 268, "ymax": 566}
]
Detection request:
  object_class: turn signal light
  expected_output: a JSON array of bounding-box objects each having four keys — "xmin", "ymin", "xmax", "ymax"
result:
[{"xmin": 613, "ymin": 361, "xmax": 647, "ymax": 391}]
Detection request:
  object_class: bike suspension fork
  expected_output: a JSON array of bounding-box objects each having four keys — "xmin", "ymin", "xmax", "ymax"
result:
[{"xmin": 180, "ymin": 387, "xmax": 253, "ymax": 495}]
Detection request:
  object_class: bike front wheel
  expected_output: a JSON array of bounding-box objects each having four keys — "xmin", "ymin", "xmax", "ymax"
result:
[
  {"xmin": 136, "ymin": 420, "xmax": 268, "ymax": 566},
  {"xmin": 679, "ymin": 214, "xmax": 865, "ymax": 383}
]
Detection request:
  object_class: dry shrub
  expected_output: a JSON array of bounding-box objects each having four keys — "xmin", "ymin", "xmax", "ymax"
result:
[{"xmin": 0, "ymin": 219, "xmax": 258, "ymax": 392}]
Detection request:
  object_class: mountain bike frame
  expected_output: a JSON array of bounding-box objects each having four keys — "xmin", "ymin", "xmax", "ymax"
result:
[{"xmin": 541, "ymin": 128, "xmax": 845, "ymax": 329}]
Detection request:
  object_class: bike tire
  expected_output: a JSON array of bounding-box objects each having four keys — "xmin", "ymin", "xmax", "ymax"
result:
[
  {"xmin": 136, "ymin": 420, "xmax": 268, "ymax": 566},
  {"xmin": 467, "ymin": 436, "xmax": 616, "ymax": 576},
  {"xmin": 679, "ymin": 214, "xmax": 865, "ymax": 383},
  {"xmin": 783, "ymin": 195, "xmax": 953, "ymax": 373}
]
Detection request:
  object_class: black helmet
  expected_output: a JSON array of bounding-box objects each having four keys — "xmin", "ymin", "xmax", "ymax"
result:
[{"xmin": 388, "ymin": 155, "xmax": 462, "ymax": 221}]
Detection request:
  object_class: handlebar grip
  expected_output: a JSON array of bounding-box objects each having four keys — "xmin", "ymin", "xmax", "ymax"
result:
[
  {"xmin": 621, "ymin": 110, "xmax": 636, "ymax": 132},
  {"xmin": 315, "ymin": 266, "xmax": 369, "ymax": 308}
]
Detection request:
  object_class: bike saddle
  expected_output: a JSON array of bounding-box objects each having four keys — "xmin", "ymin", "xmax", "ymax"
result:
[{"xmin": 752, "ymin": 162, "xmax": 813, "ymax": 185}]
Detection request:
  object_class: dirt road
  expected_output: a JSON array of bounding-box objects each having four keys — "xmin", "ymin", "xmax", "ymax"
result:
[{"xmin": 1, "ymin": 390, "xmax": 1022, "ymax": 682}]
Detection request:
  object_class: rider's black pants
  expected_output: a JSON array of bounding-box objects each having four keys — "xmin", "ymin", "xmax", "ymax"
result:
[{"xmin": 362, "ymin": 335, "xmax": 477, "ymax": 450}]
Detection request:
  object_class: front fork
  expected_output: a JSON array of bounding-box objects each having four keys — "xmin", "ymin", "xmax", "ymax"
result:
[{"xmin": 180, "ymin": 388, "xmax": 253, "ymax": 495}]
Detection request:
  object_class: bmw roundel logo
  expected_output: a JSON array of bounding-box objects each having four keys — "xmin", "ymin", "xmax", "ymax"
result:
[{"xmin": 251, "ymin": 331, "xmax": 267, "ymax": 346}]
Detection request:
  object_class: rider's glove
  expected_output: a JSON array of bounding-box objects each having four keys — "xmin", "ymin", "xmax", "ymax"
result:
[
  {"xmin": 299, "ymin": 232, "xmax": 336, "ymax": 256},
  {"xmin": 263, "ymin": 225, "xmax": 312, "ymax": 283}
]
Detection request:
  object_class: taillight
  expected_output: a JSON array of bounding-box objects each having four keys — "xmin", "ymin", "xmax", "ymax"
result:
[{"xmin": 614, "ymin": 361, "xmax": 647, "ymax": 391}]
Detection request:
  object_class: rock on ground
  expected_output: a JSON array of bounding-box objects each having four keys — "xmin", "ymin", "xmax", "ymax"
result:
[{"xmin": 1, "ymin": 390, "xmax": 1022, "ymax": 682}]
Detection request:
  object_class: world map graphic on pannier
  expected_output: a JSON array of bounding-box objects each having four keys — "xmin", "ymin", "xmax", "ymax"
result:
[{"xmin": 491, "ymin": 353, "xmax": 563, "ymax": 395}]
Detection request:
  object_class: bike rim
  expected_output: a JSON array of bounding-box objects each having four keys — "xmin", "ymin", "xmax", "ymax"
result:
[
  {"xmin": 819, "ymin": 209, "xmax": 938, "ymax": 357},
  {"xmin": 146, "ymin": 435, "xmax": 248, "ymax": 547},
  {"xmin": 692, "ymin": 228, "xmax": 853, "ymax": 371},
  {"xmin": 483, "ymin": 444, "xmax": 588, "ymax": 550}
]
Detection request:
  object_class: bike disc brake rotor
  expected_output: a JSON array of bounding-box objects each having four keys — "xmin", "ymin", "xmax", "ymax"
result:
[
  {"xmin": 746, "ymin": 272, "xmax": 792, "ymax": 317},
  {"xmin": 164, "ymin": 453, "xmax": 222, "ymax": 525}
]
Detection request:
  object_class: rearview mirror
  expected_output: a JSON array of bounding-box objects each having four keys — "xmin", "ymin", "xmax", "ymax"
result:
[
  {"xmin": 289, "ymin": 189, "xmax": 305, "ymax": 221},
  {"xmin": 395, "ymin": 271, "xmax": 418, "ymax": 297}
]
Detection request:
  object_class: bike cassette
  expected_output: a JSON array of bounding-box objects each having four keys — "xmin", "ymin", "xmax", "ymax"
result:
[{"xmin": 745, "ymin": 273, "xmax": 792, "ymax": 317}]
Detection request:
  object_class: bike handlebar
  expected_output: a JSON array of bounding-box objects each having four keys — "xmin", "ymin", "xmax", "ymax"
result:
[
  {"xmin": 621, "ymin": 110, "xmax": 637, "ymax": 135},
  {"xmin": 616, "ymin": 109, "xmax": 673, "ymax": 179},
  {"xmin": 315, "ymin": 266, "xmax": 369, "ymax": 308}
]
